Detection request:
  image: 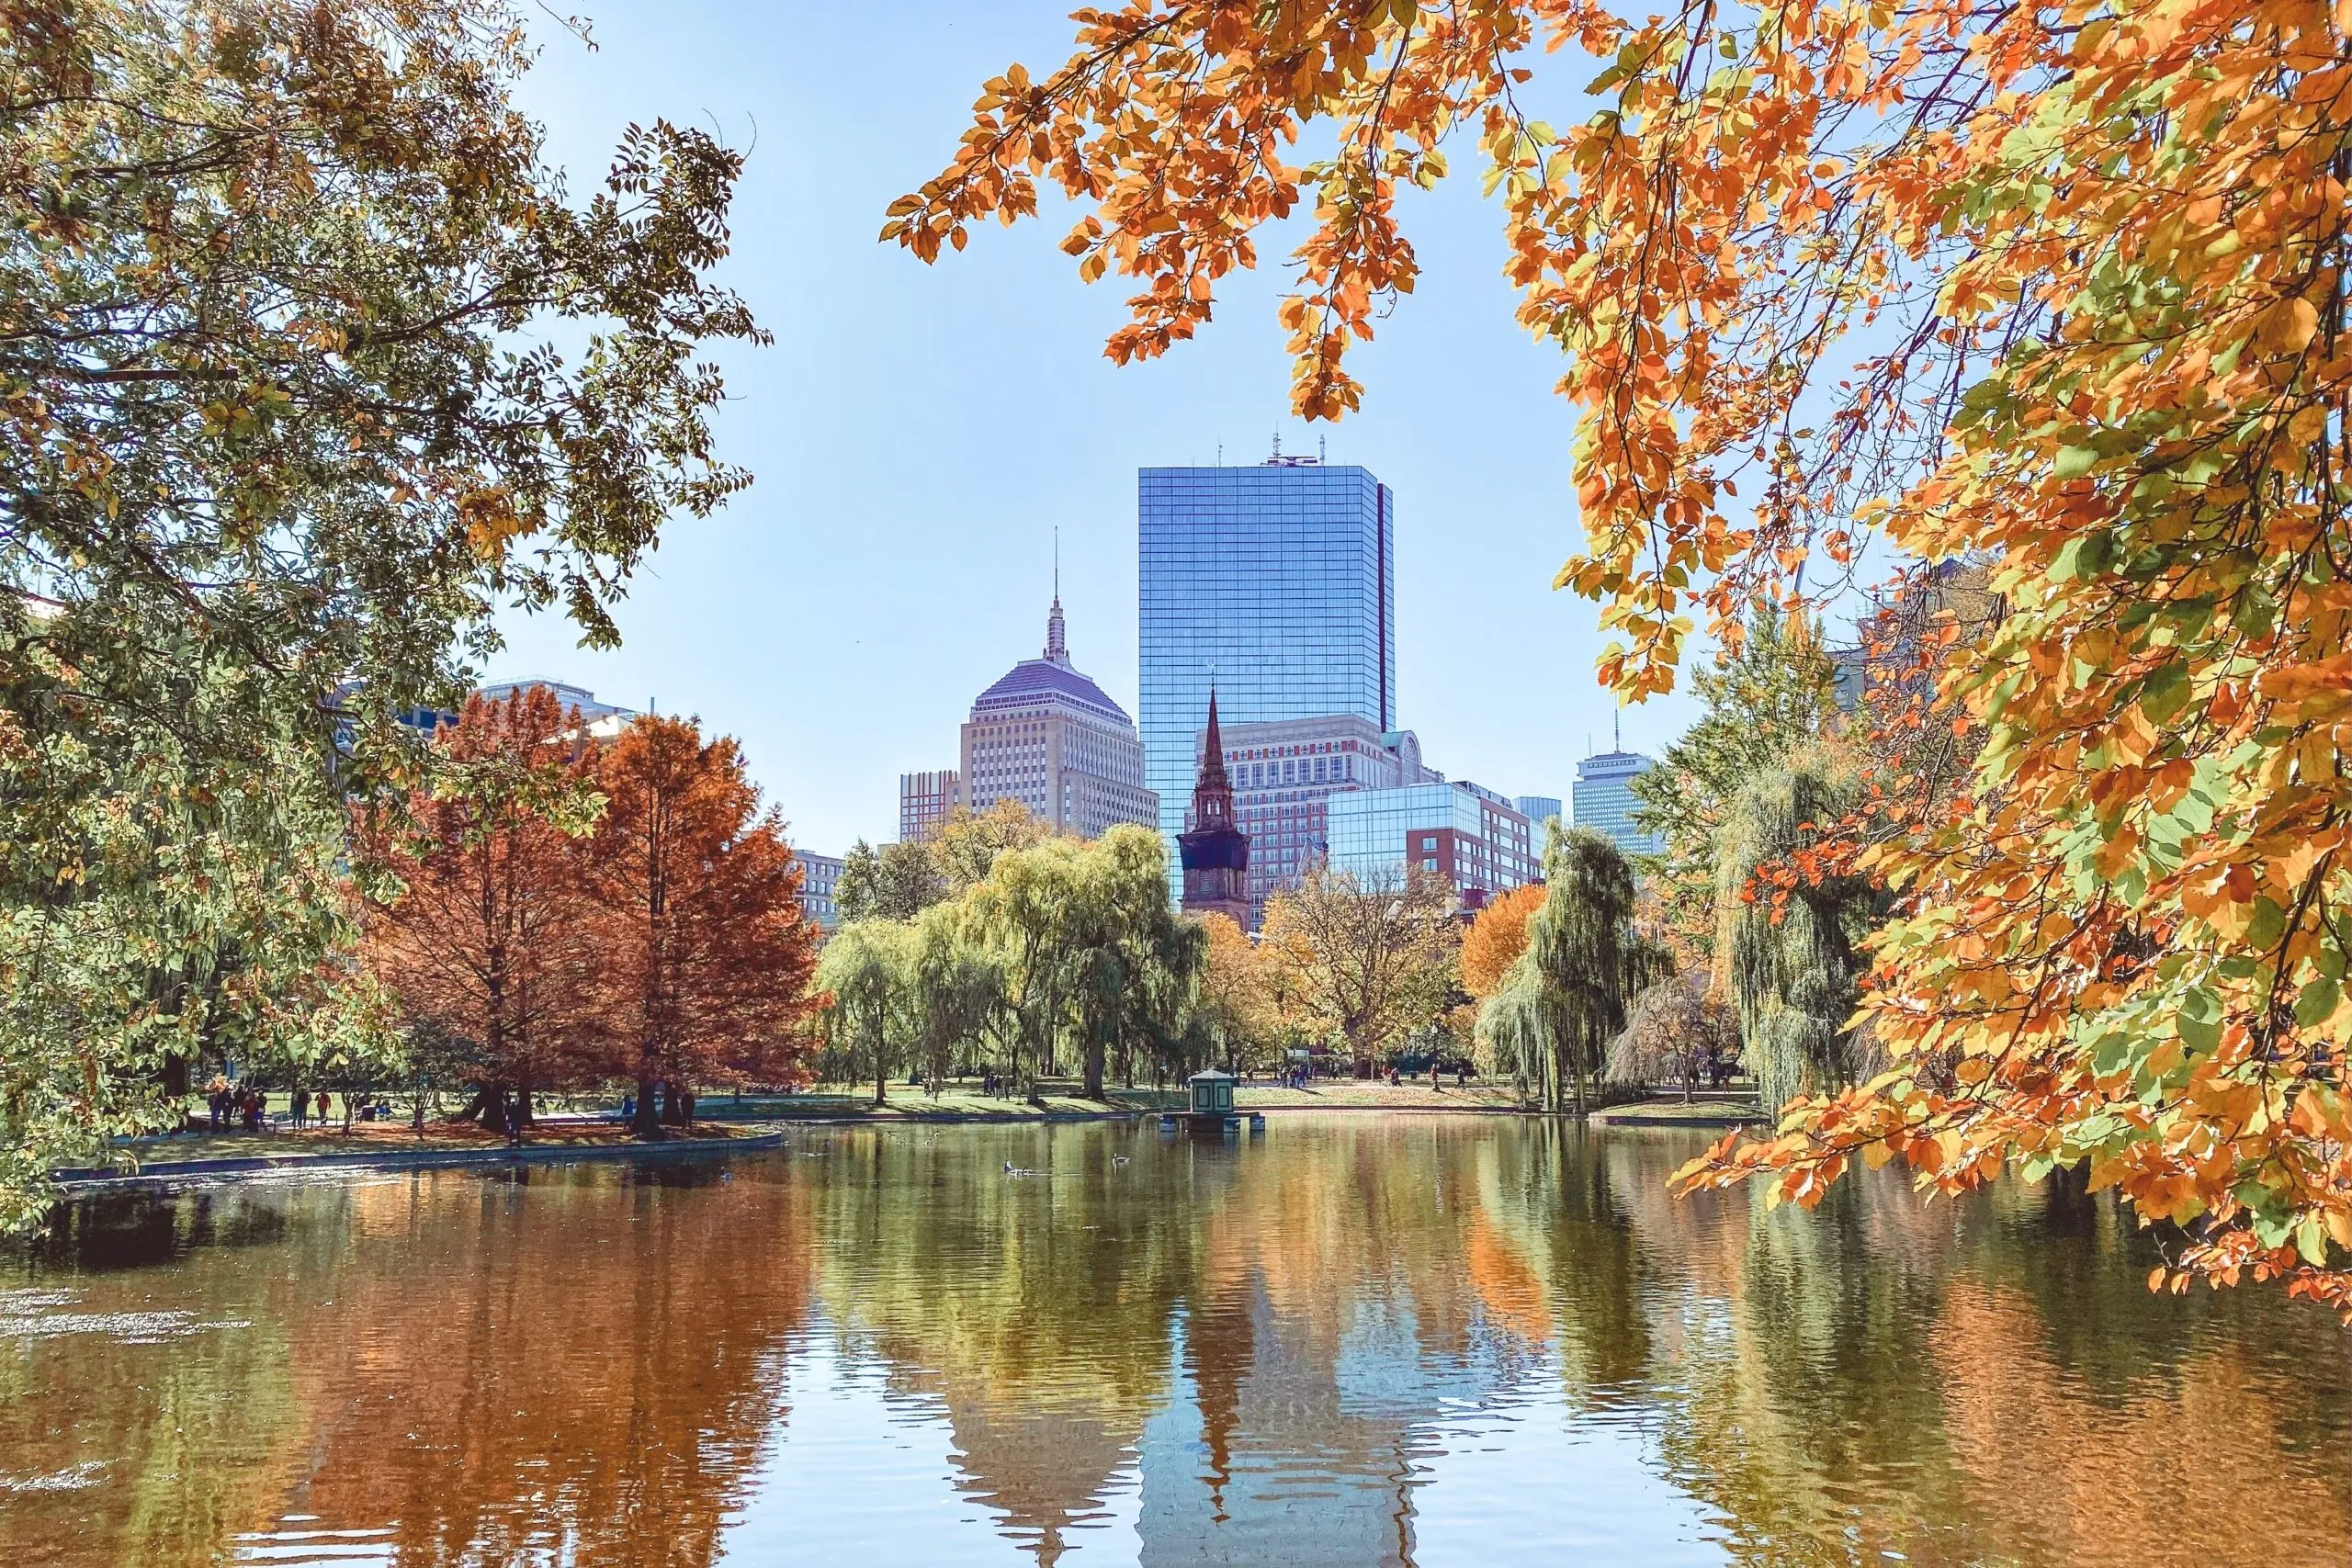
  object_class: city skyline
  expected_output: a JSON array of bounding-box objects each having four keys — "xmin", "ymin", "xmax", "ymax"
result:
[
  {"xmin": 1139, "ymin": 460, "xmax": 1397, "ymax": 886},
  {"xmin": 474, "ymin": 2, "xmax": 1702, "ymax": 857}
]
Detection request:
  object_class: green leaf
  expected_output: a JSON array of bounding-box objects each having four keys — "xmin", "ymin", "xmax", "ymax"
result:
[
  {"xmin": 2053, "ymin": 445, "xmax": 2099, "ymax": 479},
  {"xmin": 2297, "ymin": 1213, "xmax": 2329, "ymax": 1267}
]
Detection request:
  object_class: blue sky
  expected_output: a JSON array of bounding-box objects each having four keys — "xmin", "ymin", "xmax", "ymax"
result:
[{"xmin": 488, "ymin": 2, "xmax": 1704, "ymax": 854}]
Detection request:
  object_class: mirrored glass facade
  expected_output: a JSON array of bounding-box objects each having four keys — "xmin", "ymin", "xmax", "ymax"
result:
[
  {"xmin": 1139, "ymin": 463, "xmax": 1394, "ymax": 883},
  {"xmin": 1328, "ymin": 782, "xmax": 1540, "ymax": 904}
]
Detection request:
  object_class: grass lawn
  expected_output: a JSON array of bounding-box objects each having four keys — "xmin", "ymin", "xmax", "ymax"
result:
[{"xmin": 85, "ymin": 1110, "xmax": 771, "ymax": 1172}]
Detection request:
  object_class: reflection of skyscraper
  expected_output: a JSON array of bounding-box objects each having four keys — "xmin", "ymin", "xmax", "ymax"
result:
[{"xmin": 1140, "ymin": 458, "xmax": 1395, "ymax": 886}]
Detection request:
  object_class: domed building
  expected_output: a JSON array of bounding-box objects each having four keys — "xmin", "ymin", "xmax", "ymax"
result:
[{"xmin": 956, "ymin": 589, "xmax": 1159, "ymax": 840}]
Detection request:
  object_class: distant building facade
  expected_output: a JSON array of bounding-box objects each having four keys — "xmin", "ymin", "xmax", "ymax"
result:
[
  {"xmin": 1328, "ymin": 781, "xmax": 1540, "ymax": 908},
  {"xmin": 795, "ymin": 851, "xmax": 843, "ymax": 930},
  {"xmin": 1177, "ymin": 692, "xmax": 1250, "ymax": 925},
  {"xmin": 899, "ymin": 770, "xmax": 960, "ymax": 843},
  {"xmin": 958, "ymin": 591, "xmax": 1158, "ymax": 839},
  {"xmin": 1139, "ymin": 457, "xmax": 1395, "ymax": 891},
  {"xmin": 1199, "ymin": 713, "xmax": 1438, "ymax": 921},
  {"xmin": 1571, "ymin": 750, "xmax": 1663, "ymax": 856},
  {"xmin": 1513, "ymin": 795, "xmax": 1563, "ymax": 830},
  {"xmin": 475, "ymin": 677, "xmax": 638, "ymax": 727}
]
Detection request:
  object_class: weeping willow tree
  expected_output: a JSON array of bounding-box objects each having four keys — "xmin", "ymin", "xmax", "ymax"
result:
[
  {"xmin": 816, "ymin": 920, "xmax": 919, "ymax": 1104},
  {"xmin": 1479, "ymin": 827, "xmax": 1668, "ymax": 1113},
  {"xmin": 908, "ymin": 906, "xmax": 1002, "ymax": 1091},
  {"xmin": 1715, "ymin": 759, "xmax": 1885, "ymax": 1111}
]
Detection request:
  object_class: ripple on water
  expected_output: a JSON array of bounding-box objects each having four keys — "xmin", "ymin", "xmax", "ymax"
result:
[
  {"xmin": 230, "ymin": 1523, "xmax": 397, "ymax": 1567},
  {"xmin": 1, "ymin": 1288, "xmax": 248, "ymax": 1344},
  {"xmin": 0, "ymin": 1461, "xmax": 107, "ymax": 1493}
]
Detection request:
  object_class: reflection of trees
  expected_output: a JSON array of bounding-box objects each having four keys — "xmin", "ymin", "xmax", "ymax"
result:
[
  {"xmin": 1587, "ymin": 1130, "xmax": 2352, "ymax": 1568},
  {"xmin": 808, "ymin": 1126, "xmax": 1201, "ymax": 1563},
  {"xmin": 7, "ymin": 1124, "xmax": 2348, "ymax": 1568},
  {"xmin": 0, "ymin": 1164, "xmax": 813, "ymax": 1568},
  {"xmin": 2, "ymin": 1190, "xmax": 315, "ymax": 1568},
  {"xmin": 1936, "ymin": 1280, "xmax": 2350, "ymax": 1568},
  {"xmin": 291, "ymin": 1164, "xmax": 811, "ymax": 1568}
]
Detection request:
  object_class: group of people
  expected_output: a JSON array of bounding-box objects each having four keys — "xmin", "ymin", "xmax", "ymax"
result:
[
  {"xmin": 1384, "ymin": 1061, "xmax": 1474, "ymax": 1091},
  {"xmin": 203, "ymin": 1081, "xmax": 268, "ymax": 1132},
  {"xmin": 288, "ymin": 1088, "xmax": 343, "ymax": 1131},
  {"xmin": 199, "ymin": 1081, "xmax": 346, "ymax": 1134}
]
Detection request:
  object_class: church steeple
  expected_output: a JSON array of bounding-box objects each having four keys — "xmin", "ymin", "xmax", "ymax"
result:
[
  {"xmin": 1179, "ymin": 683, "xmax": 1251, "ymax": 925},
  {"xmin": 1192, "ymin": 685, "xmax": 1233, "ymax": 828}
]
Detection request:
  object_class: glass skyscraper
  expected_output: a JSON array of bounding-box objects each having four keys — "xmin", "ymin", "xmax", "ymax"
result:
[{"xmin": 1138, "ymin": 461, "xmax": 1395, "ymax": 870}]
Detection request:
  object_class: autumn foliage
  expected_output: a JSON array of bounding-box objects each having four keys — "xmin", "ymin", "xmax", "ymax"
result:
[
  {"xmin": 360, "ymin": 687, "xmax": 603, "ymax": 1126},
  {"xmin": 366, "ymin": 697, "xmax": 819, "ymax": 1131},
  {"xmin": 1460, "ymin": 884, "xmax": 1544, "ymax": 998},
  {"xmin": 579, "ymin": 716, "xmax": 820, "ymax": 1134},
  {"xmin": 901, "ymin": 3, "xmax": 2352, "ymax": 1311}
]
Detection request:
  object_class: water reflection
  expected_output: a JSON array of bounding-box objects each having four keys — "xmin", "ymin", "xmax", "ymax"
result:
[{"xmin": 2, "ymin": 1120, "xmax": 2345, "ymax": 1567}]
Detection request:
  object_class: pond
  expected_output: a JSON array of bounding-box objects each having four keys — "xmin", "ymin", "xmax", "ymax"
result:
[{"xmin": 2, "ymin": 1116, "xmax": 2346, "ymax": 1567}]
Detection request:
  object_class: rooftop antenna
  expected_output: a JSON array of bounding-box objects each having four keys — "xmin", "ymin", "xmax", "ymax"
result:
[
  {"xmin": 1272, "ymin": 430, "xmax": 1282, "ymax": 462},
  {"xmin": 1216, "ymin": 442, "xmax": 1224, "ymax": 466},
  {"xmin": 1053, "ymin": 525, "xmax": 1059, "ymax": 599},
  {"xmin": 1318, "ymin": 434, "xmax": 1326, "ymax": 463},
  {"xmin": 1612, "ymin": 709, "xmax": 1622, "ymax": 753}
]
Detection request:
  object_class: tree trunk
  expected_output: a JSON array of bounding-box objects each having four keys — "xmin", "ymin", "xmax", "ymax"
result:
[
  {"xmin": 632, "ymin": 1075, "xmax": 662, "ymax": 1137},
  {"xmin": 515, "ymin": 1081, "xmax": 536, "ymax": 1127},
  {"xmin": 1083, "ymin": 1035, "xmax": 1105, "ymax": 1100}
]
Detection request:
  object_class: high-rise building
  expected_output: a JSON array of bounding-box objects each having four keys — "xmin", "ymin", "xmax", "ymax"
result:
[
  {"xmin": 899, "ymin": 770, "xmax": 960, "ymax": 843},
  {"xmin": 1513, "ymin": 795, "xmax": 1564, "ymax": 829},
  {"xmin": 1198, "ymin": 712, "xmax": 1437, "ymax": 920},
  {"xmin": 1328, "ymin": 781, "xmax": 1540, "ymax": 908},
  {"xmin": 957, "ymin": 589, "xmax": 1158, "ymax": 839},
  {"xmin": 1571, "ymin": 750, "xmax": 1662, "ymax": 855},
  {"xmin": 794, "ymin": 850, "xmax": 843, "ymax": 930},
  {"xmin": 1177, "ymin": 690, "xmax": 1251, "ymax": 925},
  {"xmin": 1139, "ymin": 457, "xmax": 1395, "ymax": 886}
]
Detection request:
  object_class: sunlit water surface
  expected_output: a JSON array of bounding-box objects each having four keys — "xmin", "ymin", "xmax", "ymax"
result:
[{"xmin": 3, "ymin": 1116, "xmax": 2346, "ymax": 1567}]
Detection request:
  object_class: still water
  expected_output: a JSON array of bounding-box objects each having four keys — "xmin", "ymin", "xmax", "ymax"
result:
[{"xmin": 2, "ymin": 1116, "xmax": 2346, "ymax": 1567}]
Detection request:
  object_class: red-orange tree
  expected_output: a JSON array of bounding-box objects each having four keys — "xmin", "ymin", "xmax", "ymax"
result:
[
  {"xmin": 361, "ymin": 687, "xmax": 601, "ymax": 1126},
  {"xmin": 580, "ymin": 716, "xmax": 820, "ymax": 1134},
  {"xmin": 896, "ymin": 3, "xmax": 2352, "ymax": 1312}
]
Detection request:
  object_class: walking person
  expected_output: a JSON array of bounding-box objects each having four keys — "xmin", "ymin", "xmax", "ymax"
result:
[
  {"xmin": 316, "ymin": 1089, "xmax": 333, "ymax": 1131},
  {"xmin": 291, "ymin": 1088, "xmax": 310, "ymax": 1130}
]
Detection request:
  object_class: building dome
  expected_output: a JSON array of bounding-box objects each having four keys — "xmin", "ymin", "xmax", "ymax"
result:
[{"xmin": 970, "ymin": 659, "xmax": 1134, "ymax": 728}]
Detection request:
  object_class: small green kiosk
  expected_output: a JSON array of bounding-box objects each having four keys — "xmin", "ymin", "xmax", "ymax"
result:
[
  {"xmin": 1160, "ymin": 1069, "xmax": 1261, "ymax": 1139},
  {"xmin": 1187, "ymin": 1069, "xmax": 1236, "ymax": 1118}
]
